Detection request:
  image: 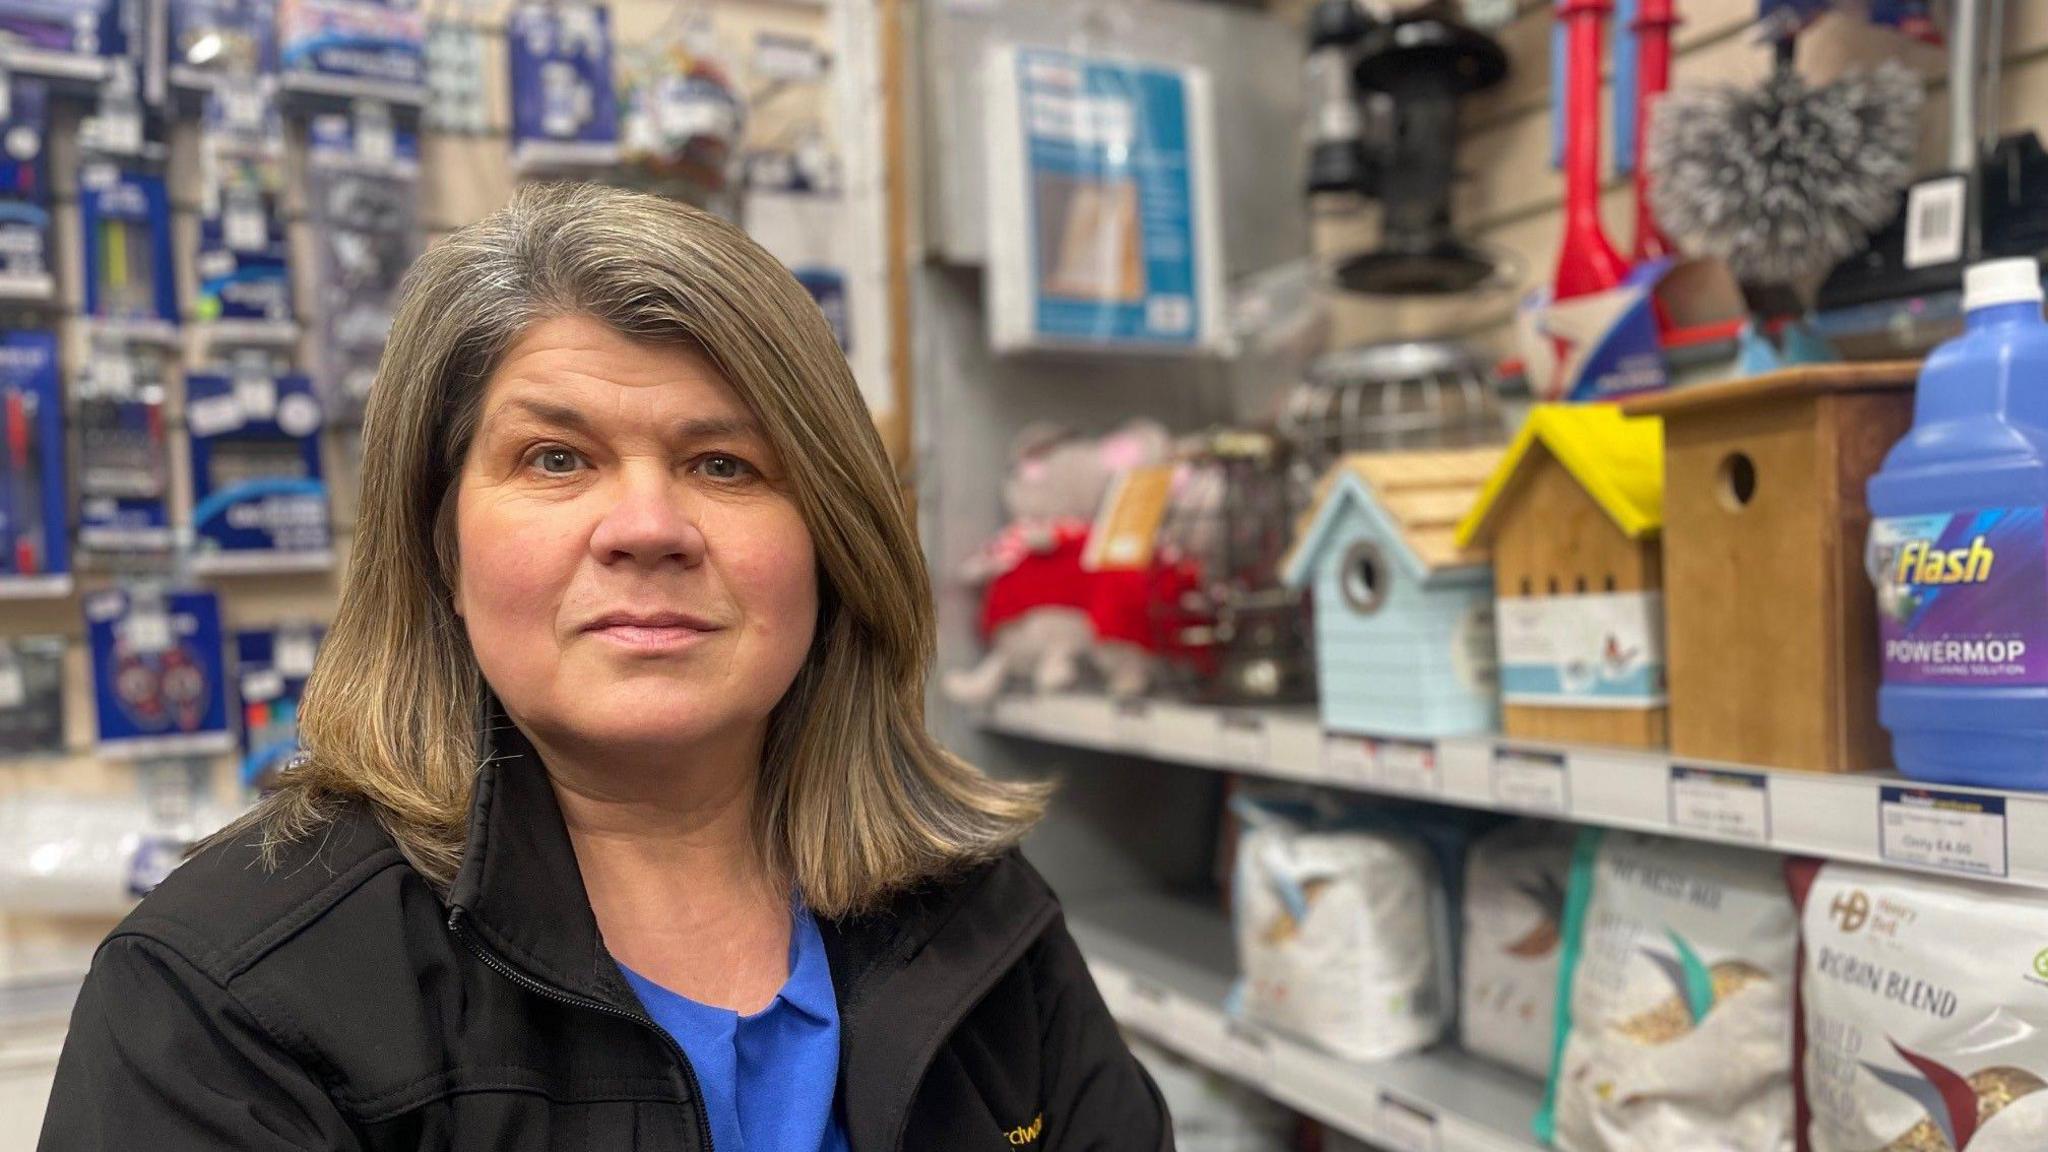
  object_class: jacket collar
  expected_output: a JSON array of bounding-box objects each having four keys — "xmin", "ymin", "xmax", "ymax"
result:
[
  {"xmin": 443, "ymin": 702, "xmax": 1062, "ymax": 1150},
  {"xmin": 445, "ymin": 705, "xmax": 632, "ymax": 1007}
]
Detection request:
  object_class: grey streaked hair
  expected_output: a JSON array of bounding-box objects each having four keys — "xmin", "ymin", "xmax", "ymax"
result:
[{"xmin": 210, "ymin": 182, "xmax": 1047, "ymax": 915}]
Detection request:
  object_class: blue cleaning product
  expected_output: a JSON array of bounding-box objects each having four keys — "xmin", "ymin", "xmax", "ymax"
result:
[{"xmin": 1868, "ymin": 257, "xmax": 2048, "ymax": 788}]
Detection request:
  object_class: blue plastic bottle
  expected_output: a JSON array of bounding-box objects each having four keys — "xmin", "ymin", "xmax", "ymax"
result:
[{"xmin": 1869, "ymin": 258, "xmax": 2048, "ymax": 788}]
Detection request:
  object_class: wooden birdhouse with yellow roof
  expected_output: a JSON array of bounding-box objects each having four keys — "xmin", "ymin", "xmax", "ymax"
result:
[
  {"xmin": 1625, "ymin": 362, "xmax": 1918, "ymax": 773},
  {"xmin": 1282, "ymin": 447, "xmax": 1503, "ymax": 738},
  {"xmin": 1455, "ymin": 405, "xmax": 1667, "ymax": 749}
]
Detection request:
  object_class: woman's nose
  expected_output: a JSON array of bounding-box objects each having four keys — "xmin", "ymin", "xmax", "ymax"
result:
[{"xmin": 587, "ymin": 467, "xmax": 707, "ymax": 568}]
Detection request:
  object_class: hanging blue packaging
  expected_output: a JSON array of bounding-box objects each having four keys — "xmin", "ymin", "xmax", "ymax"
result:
[
  {"xmin": 0, "ymin": 78, "xmax": 52, "ymax": 298},
  {"xmin": 186, "ymin": 373, "xmax": 332, "ymax": 572},
  {"xmin": 507, "ymin": 2, "xmax": 620, "ymax": 169},
  {"xmin": 0, "ymin": 330, "xmax": 68, "ymax": 594},
  {"xmin": 79, "ymin": 164, "xmax": 177, "ymax": 328},
  {"xmin": 85, "ymin": 587, "xmax": 234, "ymax": 757},
  {"xmin": 235, "ymin": 625, "xmax": 321, "ymax": 788}
]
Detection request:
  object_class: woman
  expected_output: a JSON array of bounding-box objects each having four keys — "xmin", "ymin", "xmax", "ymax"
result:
[{"xmin": 40, "ymin": 183, "xmax": 1171, "ymax": 1151}]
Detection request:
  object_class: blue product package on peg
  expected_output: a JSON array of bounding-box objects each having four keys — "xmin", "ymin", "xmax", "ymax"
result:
[
  {"xmin": 234, "ymin": 625, "xmax": 321, "ymax": 788},
  {"xmin": 0, "ymin": 0, "xmax": 124, "ymax": 56},
  {"xmin": 76, "ymin": 350, "xmax": 172, "ymax": 553},
  {"xmin": 79, "ymin": 163, "xmax": 176, "ymax": 329},
  {"xmin": 0, "ymin": 330, "xmax": 69, "ymax": 595},
  {"xmin": 186, "ymin": 373, "xmax": 332, "ymax": 572},
  {"xmin": 278, "ymin": 0, "xmax": 426, "ymax": 88},
  {"xmin": 507, "ymin": 2, "xmax": 620, "ymax": 169},
  {"xmin": 169, "ymin": 0, "xmax": 279, "ymax": 80},
  {"xmin": 85, "ymin": 587, "xmax": 234, "ymax": 758},
  {"xmin": 0, "ymin": 78, "xmax": 53, "ymax": 299}
]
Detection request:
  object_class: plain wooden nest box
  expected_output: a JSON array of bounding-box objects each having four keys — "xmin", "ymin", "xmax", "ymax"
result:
[
  {"xmin": 1454, "ymin": 405, "xmax": 1667, "ymax": 749},
  {"xmin": 1625, "ymin": 362, "xmax": 1918, "ymax": 773},
  {"xmin": 1282, "ymin": 447, "xmax": 1503, "ymax": 739}
]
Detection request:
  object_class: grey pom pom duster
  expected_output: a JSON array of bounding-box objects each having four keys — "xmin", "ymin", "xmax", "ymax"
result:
[{"xmin": 1646, "ymin": 59, "xmax": 1924, "ymax": 285}]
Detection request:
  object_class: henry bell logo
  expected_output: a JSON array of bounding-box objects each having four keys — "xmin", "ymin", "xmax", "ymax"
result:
[{"xmin": 1895, "ymin": 537, "xmax": 1995, "ymax": 586}]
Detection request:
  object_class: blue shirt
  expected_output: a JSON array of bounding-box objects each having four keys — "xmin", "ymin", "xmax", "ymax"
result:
[{"xmin": 619, "ymin": 907, "xmax": 850, "ymax": 1152}]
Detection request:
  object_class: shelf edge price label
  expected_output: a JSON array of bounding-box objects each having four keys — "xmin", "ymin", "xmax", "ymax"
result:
[
  {"xmin": 1373, "ymin": 738, "xmax": 1442, "ymax": 796},
  {"xmin": 1492, "ymin": 748, "xmax": 1569, "ymax": 815},
  {"xmin": 1218, "ymin": 1018, "xmax": 1275, "ymax": 1088},
  {"xmin": 1111, "ymin": 699, "xmax": 1151, "ymax": 750},
  {"xmin": 1220, "ymin": 714, "xmax": 1269, "ymax": 768},
  {"xmin": 1668, "ymin": 765, "xmax": 1771, "ymax": 844},
  {"xmin": 1376, "ymin": 1091, "xmax": 1440, "ymax": 1152},
  {"xmin": 1320, "ymin": 733, "xmax": 1374, "ymax": 785},
  {"xmin": 1879, "ymin": 786, "xmax": 2009, "ymax": 879}
]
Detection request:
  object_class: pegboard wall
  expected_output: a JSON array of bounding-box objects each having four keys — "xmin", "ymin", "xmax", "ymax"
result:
[
  {"xmin": 0, "ymin": 0, "xmax": 840, "ymax": 978},
  {"xmin": 1279, "ymin": 0, "xmax": 2048, "ymax": 358}
]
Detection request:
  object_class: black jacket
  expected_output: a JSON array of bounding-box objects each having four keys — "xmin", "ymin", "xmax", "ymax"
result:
[{"xmin": 38, "ymin": 719, "xmax": 1172, "ymax": 1151}]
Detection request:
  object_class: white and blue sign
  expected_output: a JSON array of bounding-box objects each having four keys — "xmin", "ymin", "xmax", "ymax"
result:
[
  {"xmin": 985, "ymin": 46, "xmax": 1226, "ymax": 355},
  {"xmin": 85, "ymin": 587, "xmax": 234, "ymax": 757},
  {"xmin": 187, "ymin": 373, "xmax": 332, "ymax": 571},
  {"xmin": 1496, "ymin": 591, "xmax": 1667, "ymax": 708}
]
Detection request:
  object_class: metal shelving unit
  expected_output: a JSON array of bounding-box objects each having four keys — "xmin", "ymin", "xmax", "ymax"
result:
[
  {"xmin": 1069, "ymin": 889, "xmax": 1545, "ymax": 1152},
  {"xmin": 986, "ymin": 692, "xmax": 2047, "ymax": 890}
]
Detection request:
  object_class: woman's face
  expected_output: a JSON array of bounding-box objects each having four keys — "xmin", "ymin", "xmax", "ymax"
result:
[{"xmin": 453, "ymin": 314, "xmax": 818, "ymax": 764}]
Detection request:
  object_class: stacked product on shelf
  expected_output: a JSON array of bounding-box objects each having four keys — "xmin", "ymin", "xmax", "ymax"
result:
[
  {"xmin": 1456, "ymin": 404, "xmax": 1668, "ymax": 748},
  {"xmin": 1790, "ymin": 859, "xmax": 2048, "ymax": 1152},
  {"xmin": 1627, "ymin": 361, "xmax": 1918, "ymax": 773},
  {"xmin": 1230, "ymin": 792, "xmax": 1456, "ymax": 1063},
  {"xmin": 1539, "ymin": 829, "xmax": 1796, "ymax": 1152},
  {"xmin": 1281, "ymin": 446, "xmax": 1502, "ymax": 738},
  {"xmin": 1867, "ymin": 258, "xmax": 2048, "ymax": 790},
  {"xmin": 1460, "ymin": 819, "xmax": 1575, "ymax": 1081}
]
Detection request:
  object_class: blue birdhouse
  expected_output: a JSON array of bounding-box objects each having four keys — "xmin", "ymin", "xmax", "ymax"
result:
[{"xmin": 1282, "ymin": 449, "xmax": 1503, "ymax": 739}]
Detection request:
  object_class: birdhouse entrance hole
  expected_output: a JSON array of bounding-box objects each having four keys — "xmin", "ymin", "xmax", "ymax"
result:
[
  {"xmin": 1718, "ymin": 452, "xmax": 1757, "ymax": 511},
  {"xmin": 1341, "ymin": 541, "xmax": 1387, "ymax": 615}
]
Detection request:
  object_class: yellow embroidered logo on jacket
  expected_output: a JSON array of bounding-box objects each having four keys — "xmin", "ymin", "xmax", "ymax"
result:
[{"xmin": 1004, "ymin": 1113, "xmax": 1044, "ymax": 1145}]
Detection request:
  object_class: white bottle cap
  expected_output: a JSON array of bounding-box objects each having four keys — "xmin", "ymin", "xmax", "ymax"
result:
[{"xmin": 1964, "ymin": 257, "xmax": 2045, "ymax": 310}]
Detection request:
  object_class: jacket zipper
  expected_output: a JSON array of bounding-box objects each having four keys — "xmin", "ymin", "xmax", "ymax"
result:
[{"xmin": 448, "ymin": 909, "xmax": 716, "ymax": 1152}]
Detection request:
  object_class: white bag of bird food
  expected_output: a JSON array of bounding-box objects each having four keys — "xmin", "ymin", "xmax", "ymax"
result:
[
  {"xmin": 1232, "ymin": 794, "xmax": 1451, "ymax": 1062},
  {"xmin": 1794, "ymin": 859, "xmax": 2048, "ymax": 1152},
  {"xmin": 1538, "ymin": 829, "xmax": 1796, "ymax": 1152},
  {"xmin": 1461, "ymin": 820, "xmax": 1576, "ymax": 1079}
]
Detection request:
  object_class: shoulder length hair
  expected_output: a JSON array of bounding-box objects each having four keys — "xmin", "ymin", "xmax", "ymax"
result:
[{"xmin": 222, "ymin": 182, "xmax": 1046, "ymax": 917}]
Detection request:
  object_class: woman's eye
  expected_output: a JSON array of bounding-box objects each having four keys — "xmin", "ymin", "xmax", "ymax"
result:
[
  {"xmin": 699, "ymin": 454, "xmax": 752, "ymax": 481},
  {"xmin": 531, "ymin": 447, "xmax": 584, "ymax": 475}
]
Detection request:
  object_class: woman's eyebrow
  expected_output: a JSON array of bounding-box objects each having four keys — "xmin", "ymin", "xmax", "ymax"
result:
[{"xmin": 485, "ymin": 398, "xmax": 764, "ymax": 444}]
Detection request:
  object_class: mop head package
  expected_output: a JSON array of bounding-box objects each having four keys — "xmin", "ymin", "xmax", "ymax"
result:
[
  {"xmin": 1232, "ymin": 794, "xmax": 1453, "ymax": 1062},
  {"xmin": 1462, "ymin": 820, "xmax": 1576, "ymax": 1080},
  {"xmin": 1539, "ymin": 829, "xmax": 1797, "ymax": 1152},
  {"xmin": 0, "ymin": 329, "xmax": 68, "ymax": 589},
  {"xmin": 186, "ymin": 372, "xmax": 331, "ymax": 570},
  {"xmin": 507, "ymin": 2, "xmax": 620, "ymax": 168},
  {"xmin": 1794, "ymin": 860, "xmax": 2048, "ymax": 1152},
  {"xmin": 982, "ymin": 44, "xmax": 1229, "ymax": 356},
  {"xmin": 85, "ymin": 587, "xmax": 233, "ymax": 758}
]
